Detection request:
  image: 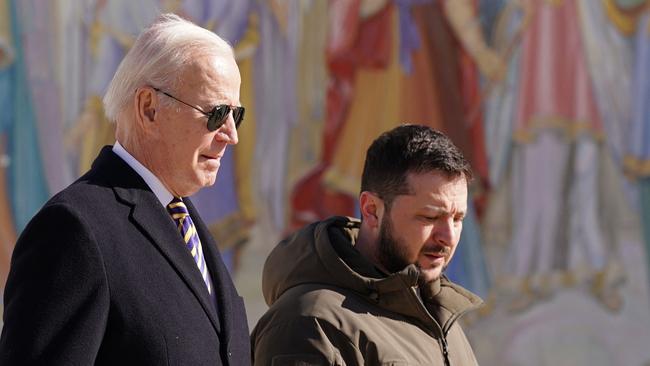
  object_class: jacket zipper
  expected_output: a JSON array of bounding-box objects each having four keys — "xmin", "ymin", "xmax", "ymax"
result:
[
  {"xmin": 438, "ymin": 310, "xmax": 470, "ymax": 366},
  {"xmin": 440, "ymin": 335, "xmax": 451, "ymax": 366},
  {"xmin": 409, "ymin": 287, "xmax": 453, "ymax": 366}
]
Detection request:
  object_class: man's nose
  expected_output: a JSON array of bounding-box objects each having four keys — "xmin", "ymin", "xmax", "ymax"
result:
[
  {"xmin": 433, "ymin": 218, "xmax": 454, "ymax": 247},
  {"xmin": 217, "ymin": 113, "xmax": 239, "ymax": 145}
]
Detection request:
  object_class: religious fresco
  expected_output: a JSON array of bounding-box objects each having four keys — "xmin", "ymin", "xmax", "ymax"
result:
[{"xmin": 2, "ymin": 0, "xmax": 650, "ymax": 364}]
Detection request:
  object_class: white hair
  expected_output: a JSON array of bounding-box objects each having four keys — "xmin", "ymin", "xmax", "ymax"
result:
[{"xmin": 103, "ymin": 13, "xmax": 233, "ymax": 122}]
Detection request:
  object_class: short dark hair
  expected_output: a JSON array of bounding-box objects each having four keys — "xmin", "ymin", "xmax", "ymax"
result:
[{"xmin": 360, "ymin": 124, "xmax": 472, "ymax": 206}]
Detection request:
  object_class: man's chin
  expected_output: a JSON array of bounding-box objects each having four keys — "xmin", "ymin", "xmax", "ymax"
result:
[
  {"xmin": 199, "ymin": 171, "xmax": 218, "ymax": 187},
  {"xmin": 419, "ymin": 268, "xmax": 443, "ymax": 284}
]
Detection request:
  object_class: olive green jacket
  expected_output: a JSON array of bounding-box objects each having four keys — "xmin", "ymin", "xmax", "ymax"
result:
[{"xmin": 252, "ymin": 216, "xmax": 483, "ymax": 366}]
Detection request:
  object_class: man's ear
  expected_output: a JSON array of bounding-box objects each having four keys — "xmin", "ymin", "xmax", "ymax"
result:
[
  {"xmin": 134, "ymin": 87, "xmax": 158, "ymax": 131},
  {"xmin": 359, "ymin": 191, "xmax": 384, "ymax": 229}
]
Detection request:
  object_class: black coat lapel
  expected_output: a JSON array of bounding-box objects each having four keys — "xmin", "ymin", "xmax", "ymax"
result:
[
  {"xmin": 185, "ymin": 198, "xmax": 235, "ymax": 347},
  {"xmin": 90, "ymin": 147, "xmax": 222, "ymax": 333}
]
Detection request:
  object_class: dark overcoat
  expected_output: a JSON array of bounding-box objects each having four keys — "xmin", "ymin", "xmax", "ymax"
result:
[{"xmin": 0, "ymin": 146, "xmax": 251, "ymax": 365}]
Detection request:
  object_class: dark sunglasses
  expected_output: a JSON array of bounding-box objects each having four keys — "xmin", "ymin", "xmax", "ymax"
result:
[{"xmin": 153, "ymin": 87, "xmax": 245, "ymax": 131}]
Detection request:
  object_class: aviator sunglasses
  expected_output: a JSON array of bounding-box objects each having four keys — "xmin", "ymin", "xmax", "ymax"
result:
[{"xmin": 153, "ymin": 87, "xmax": 245, "ymax": 131}]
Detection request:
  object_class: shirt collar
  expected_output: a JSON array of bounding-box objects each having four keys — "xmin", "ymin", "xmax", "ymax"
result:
[{"xmin": 112, "ymin": 141, "xmax": 174, "ymax": 207}]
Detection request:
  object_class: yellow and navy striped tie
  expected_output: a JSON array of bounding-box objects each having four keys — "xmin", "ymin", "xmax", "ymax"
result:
[{"xmin": 167, "ymin": 197, "xmax": 214, "ymax": 296}]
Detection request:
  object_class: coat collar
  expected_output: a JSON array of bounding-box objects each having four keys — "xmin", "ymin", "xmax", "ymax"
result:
[
  {"xmin": 91, "ymin": 146, "xmax": 224, "ymax": 334},
  {"xmin": 185, "ymin": 198, "xmax": 237, "ymax": 347}
]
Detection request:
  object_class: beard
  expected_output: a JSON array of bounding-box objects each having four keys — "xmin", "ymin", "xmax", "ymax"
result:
[
  {"xmin": 377, "ymin": 213, "xmax": 411, "ymax": 273},
  {"xmin": 377, "ymin": 213, "xmax": 450, "ymax": 284}
]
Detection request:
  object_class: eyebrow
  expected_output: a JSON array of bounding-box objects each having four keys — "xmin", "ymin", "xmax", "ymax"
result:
[{"xmin": 421, "ymin": 205, "xmax": 466, "ymax": 217}]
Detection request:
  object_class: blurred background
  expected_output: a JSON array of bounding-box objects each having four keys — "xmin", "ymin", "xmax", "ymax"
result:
[{"xmin": 2, "ymin": 0, "xmax": 650, "ymax": 364}]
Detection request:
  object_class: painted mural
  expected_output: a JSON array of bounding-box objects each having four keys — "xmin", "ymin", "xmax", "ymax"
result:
[{"xmin": 1, "ymin": 0, "xmax": 650, "ymax": 364}]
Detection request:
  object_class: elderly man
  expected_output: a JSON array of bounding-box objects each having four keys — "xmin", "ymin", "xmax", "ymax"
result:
[
  {"xmin": 0, "ymin": 14, "xmax": 250, "ymax": 365},
  {"xmin": 252, "ymin": 125, "xmax": 483, "ymax": 365}
]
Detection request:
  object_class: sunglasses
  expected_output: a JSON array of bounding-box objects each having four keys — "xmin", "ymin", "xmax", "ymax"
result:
[{"xmin": 153, "ymin": 87, "xmax": 245, "ymax": 131}]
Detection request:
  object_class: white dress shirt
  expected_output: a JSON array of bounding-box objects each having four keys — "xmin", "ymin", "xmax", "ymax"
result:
[{"xmin": 112, "ymin": 141, "xmax": 174, "ymax": 207}]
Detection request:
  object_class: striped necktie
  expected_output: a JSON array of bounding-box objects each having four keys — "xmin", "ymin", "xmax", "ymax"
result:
[{"xmin": 167, "ymin": 197, "xmax": 214, "ymax": 296}]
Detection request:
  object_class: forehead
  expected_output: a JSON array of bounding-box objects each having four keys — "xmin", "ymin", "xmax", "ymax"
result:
[
  {"xmin": 394, "ymin": 171, "xmax": 468, "ymax": 210},
  {"xmin": 178, "ymin": 53, "xmax": 240, "ymax": 100}
]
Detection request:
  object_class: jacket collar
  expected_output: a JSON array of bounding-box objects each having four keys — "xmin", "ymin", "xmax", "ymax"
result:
[{"xmin": 369, "ymin": 268, "xmax": 483, "ymax": 334}]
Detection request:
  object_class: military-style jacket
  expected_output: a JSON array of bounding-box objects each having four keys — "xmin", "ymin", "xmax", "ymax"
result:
[{"xmin": 252, "ymin": 216, "xmax": 482, "ymax": 366}]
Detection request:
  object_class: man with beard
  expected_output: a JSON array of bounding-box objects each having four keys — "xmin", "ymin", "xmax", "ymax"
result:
[{"xmin": 252, "ymin": 125, "xmax": 482, "ymax": 365}]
